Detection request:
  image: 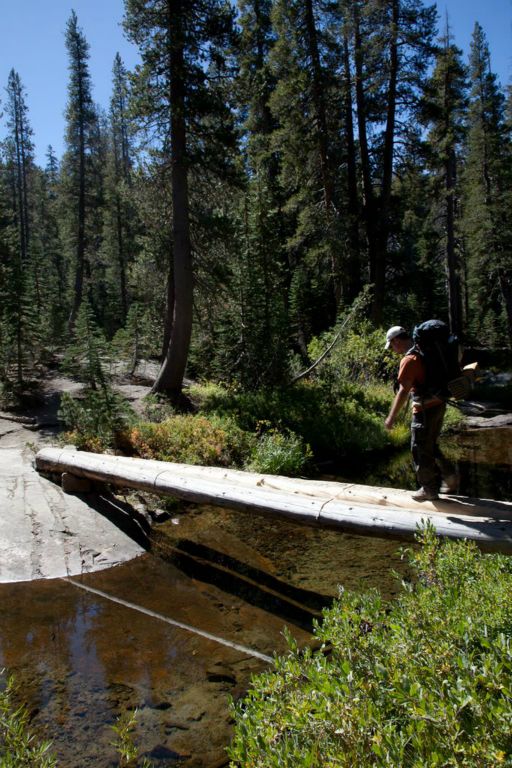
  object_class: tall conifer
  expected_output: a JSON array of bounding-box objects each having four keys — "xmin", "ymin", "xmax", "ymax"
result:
[
  {"xmin": 124, "ymin": 0, "xmax": 237, "ymax": 401},
  {"xmin": 463, "ymin": 23, "xmax": 512, "ymax": 345},
  {"xmin": 422, "ymin": 27, "xmax": 468, "ymax": 337},
  {"xmin": 62, "ymin": 11, "xmax": 102, "ymax": 332}
]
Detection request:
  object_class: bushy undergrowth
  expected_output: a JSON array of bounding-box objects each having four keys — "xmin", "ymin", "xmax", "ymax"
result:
[
  {"xmin": 59, "ymin": 322, "xmax": 455, "ymax": 471},
  {"xmin": 307, "ymin": 319, "xmax": 397, "ymax": 386},
  {"xmin": 0, "ymin": 672, "xmax": 152, "ymax": 767},
  {"xmin": 190, "ymin": 379, "xmax": 402, "ymax": 462},
  {"xmin": 228, "ymin": 526, "xmax": 512, "ymax": 767},
  {"xmin": 125, "ymin": 414, "xmax": 254, "ymax": 467},
  {"xmin": 246, "ymin": 428, "xmax": 313, "ymax": 475},
  {"xmin": 122, "ymin": 414, "xmax": 313, "ymax": 476},
  {"xmin": 59, "ymin": 386, "xmax": 135, "ymax": 452}
]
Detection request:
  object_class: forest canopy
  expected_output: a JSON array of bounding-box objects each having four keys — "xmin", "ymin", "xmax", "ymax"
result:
[{"xmin": 1, "ymin": 0, "xmax": 511, "ymax": 402}]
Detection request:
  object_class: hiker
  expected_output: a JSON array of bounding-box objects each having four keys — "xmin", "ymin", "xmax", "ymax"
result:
[{"xmin": 384, "ymin": 325, "xmax": 458, "ymax": 501}]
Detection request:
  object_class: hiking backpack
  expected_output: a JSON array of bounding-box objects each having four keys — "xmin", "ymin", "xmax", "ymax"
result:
[{"xmin": 412, "ymin": 319, "xmax": 471, "ymax": 400}]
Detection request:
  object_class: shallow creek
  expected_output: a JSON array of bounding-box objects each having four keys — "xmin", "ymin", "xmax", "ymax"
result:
[{"xmin": 1, "ymin": 425, "xmax": 511, "ymax": 767}]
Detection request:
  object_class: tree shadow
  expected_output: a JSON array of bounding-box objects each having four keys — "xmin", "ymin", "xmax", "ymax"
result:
[{"xmin": 151, "ymin": 534, "xmax": 333, "ymax": 632}]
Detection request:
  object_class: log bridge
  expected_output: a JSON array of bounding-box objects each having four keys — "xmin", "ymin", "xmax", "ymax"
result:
[{"xmin": 35, "ymin": 447, "xmax": 512, "ymax": 553}]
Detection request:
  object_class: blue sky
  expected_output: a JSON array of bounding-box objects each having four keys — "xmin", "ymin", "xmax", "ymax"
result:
[{"xmin": 1, "ymin": 0, "xmax": 511, "ymax": 166}]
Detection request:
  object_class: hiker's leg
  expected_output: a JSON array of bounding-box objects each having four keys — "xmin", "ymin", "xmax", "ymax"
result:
[
  {"xmin": 430, "ymin": 402, "xmax": 457, "ymax": 480},
  {"xmin": 411, "ymin": 410, "xmax": 440, "ymax": 493}
]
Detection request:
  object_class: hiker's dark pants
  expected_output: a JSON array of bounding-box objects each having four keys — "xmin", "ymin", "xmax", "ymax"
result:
[{"xmin": 411, "ymin": 403, "xmax": 454, "ymax": 492}]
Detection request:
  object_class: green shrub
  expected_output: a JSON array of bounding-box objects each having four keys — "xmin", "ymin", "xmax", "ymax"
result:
[
  {"xmin": 246, "ymin": 429, "xmax": 312, "ymax": 476},
  {"xmin": 307, "ymin": 319, "xmax": 397, "ymax": 387},
  {"xmin": 59, "ymin": 387, "xmax": 135, "ymax": 452},
  {"xmin": 228, "ymin": 525, "xmax": 512, "ymax": 767}
]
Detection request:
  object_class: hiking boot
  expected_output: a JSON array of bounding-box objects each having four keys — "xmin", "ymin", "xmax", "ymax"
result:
[
  {"xmin": 412, "ymin": 487, "xmax": 439, "ymax": 502},
  {"xmin": 440, "ymin": 474, "xmax": 458, "ymax": 494}
]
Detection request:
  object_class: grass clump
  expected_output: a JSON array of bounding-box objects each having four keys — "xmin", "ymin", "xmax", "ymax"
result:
[
  {"xmin": 191, "ymin": 380, "xmax": 399, "ymax": 462},
  {"xmin": 228, "ymin": 525, "xmax": 512, "ymax": 767},
  {"xmin": 246, "ymin": 427, "xmax": 312, "ymax": 476},
  {"xmin": 0, "ymin": 673, "xmax": 56, "ymax": 767}
]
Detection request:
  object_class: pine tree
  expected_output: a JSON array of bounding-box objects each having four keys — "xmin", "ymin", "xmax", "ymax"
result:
[
  {"xmin": 100, "ymin": 53, "xmax": 138, "ymax": 333},
  {"xmin": 422, "ymin": 26, "xmax": 468, "ymax": 337},
  {"xmin": 37, "ymin": 147, "xmax": 67, "ymax": 336},
  {"xmin": 124, "ymin": 0, "xmax": 238, "ymax": 401},
  {"xmin": 269, "ymin": 0, "xmax": 345, "ymax": 341},
  {"xmin": 343, "ymin": 0, "xmax": 437, "ymax": 321},
  {"xmin": 1, "ymin": 71, "xmax": 43, "ymax": 386},
  {"xmin": 463, "ymin": 23, "xmax": 512, "ymax": 346},
  {"xmin": 228, "ymin": 0, "xmax": 290, "ymax": 385},
  {"xmin": 61, "ymin": 11, "xmax": 103, "ymax": 332},
  {"xmin": 5, "ymin": 70, "xmax": 33, "ymax": 267},
  {"xmin": 62, "ymin": 299, "xmax": 111, "ymax": 389}
]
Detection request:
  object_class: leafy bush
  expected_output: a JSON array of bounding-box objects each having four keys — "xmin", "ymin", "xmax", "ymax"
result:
[
  {"xmin": 228, "ymin": 526, "xmax": 512, "ymax": 767},
  {"xmin": 123, "ymin": 412, "xmax": 313, "ymax": 476},
  {"xmin": 307, "ymin": 319, "xmax": 397, "ymax": 387},
  {"xmin": 59, "ymin": 387, "xmax": 135, "ymax": 451},
  {"xmin": 125, "ymin": 414, "xmax": 255, "ymax": 467},
  {"xmin": 140, "ymin": 394, "xmax": 177, "ymax": 423},
  {"xmin": 247, "ymin": 428, "xmax": 312, "ymax": 476}
]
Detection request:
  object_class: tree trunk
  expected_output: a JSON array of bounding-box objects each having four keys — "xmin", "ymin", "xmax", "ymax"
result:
[
  {"xmin": 445, "ymin": 149, "xmax": 463, "ymax": 338},
  {"xmin": 342, "ymin": 31, "xmax": 362, "ymax": 304},
  {"xmin": 497, "ymin": 268, "xmax": 512, "ymax": 345},
  {"xmin": 115, "ymin": 192, "xmax": 128, "ymax": 320},
  {"xmin": 353, "ymin": 3, "xmax": 379, "ymax": 313},
  {"xmin": 304, "ymin": 0, "xmax": 340, "ymax": 307},
  {"xmin": 373, "ymin": 0, "xmax": 399, "ymax": 324},
  {"xmin": 152, "ymin": 0, "xmax": 193, "ymax": 402}
]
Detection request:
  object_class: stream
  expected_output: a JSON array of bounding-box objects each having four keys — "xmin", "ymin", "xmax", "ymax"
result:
[{"xmin": 1, "ymin": 423, "xmax": 511, "ymax": 767}]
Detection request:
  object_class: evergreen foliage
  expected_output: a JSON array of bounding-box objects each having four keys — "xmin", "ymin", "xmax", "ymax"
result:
[
  {"xmin": 421, "ymin": 29, "xmax": 468, "ymax": 338},
  {"xmin": 61, "ymin": 11, "xmax": 103, "ymax": 332},
  {"xmin": 462, "ymin": 23, "xmax": 512, "ymax": 346}
]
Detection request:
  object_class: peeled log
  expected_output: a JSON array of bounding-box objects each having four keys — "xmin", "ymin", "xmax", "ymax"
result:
[{"xmin": 35, "ymin": 447, "xmax": 512, "ymax": 553}]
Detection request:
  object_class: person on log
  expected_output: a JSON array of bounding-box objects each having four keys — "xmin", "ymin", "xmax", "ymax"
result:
[{"xmin": 383, "ymin": 325, "xmax": 458, "ymax": 501}]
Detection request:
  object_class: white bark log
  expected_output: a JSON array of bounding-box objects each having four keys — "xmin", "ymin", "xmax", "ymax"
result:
[{"xmin": 36, "ymin": 448, "xmax": 512, "ymax": 553}]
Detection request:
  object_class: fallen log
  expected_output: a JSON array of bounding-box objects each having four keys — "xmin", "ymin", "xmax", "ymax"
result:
[{"xmin": 35, "ymin": 447, "xmax": 512, "ymax": 553}]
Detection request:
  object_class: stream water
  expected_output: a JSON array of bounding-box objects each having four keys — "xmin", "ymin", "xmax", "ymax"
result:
[{"xmin": 1, "ymin": 424, "xmax": 511, "ymax": 767}]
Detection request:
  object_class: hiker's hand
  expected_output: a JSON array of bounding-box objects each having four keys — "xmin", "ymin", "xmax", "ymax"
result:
[{"xmin": 385, "ymin": 416, "xmax": 394, "ymax": 430}]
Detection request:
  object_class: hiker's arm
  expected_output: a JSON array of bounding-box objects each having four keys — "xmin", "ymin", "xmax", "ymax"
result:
[{"xmin": 385, "ymin": 382, "xmax": 412, "ymax": 430}]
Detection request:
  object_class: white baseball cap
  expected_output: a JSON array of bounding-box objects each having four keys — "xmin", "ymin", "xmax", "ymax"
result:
[{"xmin": 385, "ymin": 325, "xmax": 407, "ymax": 349}]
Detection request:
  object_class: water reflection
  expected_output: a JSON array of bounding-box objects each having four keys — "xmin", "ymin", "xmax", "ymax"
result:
[
  {"xmin": 0, "ymin": 514, "xmax": 405, "ymax": 766},
  {"xmin": 338, "ymin": 426, "xmax": 512, "ymax": 503}
]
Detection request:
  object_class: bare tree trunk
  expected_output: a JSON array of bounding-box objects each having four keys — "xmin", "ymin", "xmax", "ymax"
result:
[
  {"xmin": 115, "ymin": 193, "xmax": 128, "ymax": 320},
  {"xmin": 342, "ymin": 31, "xmax": 362, "ymax": 304},
  {"xmin": 353, "ymin": 3, "xmax": 379, "ymax": 314},
  {"xmin": 498, "ymin": 267, "xmax": 512, "ymax": 346},
  {"xmin": 152, "ymin": 0, "xmax": 193, "ymax": 402},
  {"xmin": 445, "ymin": 149, "xmax": 463, "ymax": 337},
  {"xmin": 373, "ymin": 0, "xmax": 399, "ymax": 324}
]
